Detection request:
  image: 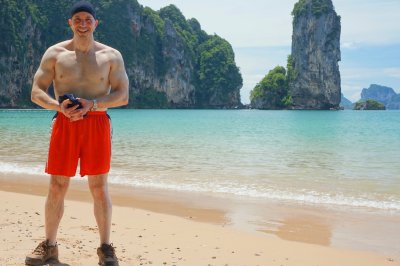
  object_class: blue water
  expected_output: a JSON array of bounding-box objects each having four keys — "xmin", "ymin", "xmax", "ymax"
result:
[{"xmin": 1, "ymin": 109, "xmax": 399, "ymax": 211}]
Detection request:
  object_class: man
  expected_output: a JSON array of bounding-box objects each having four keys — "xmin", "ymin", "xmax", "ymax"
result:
[{"xmin": 26, "ymin": 1, "xmax": 129, "ymax": 265}]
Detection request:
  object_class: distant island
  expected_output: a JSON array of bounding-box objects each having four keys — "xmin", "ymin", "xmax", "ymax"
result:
[
  {"xmin": 340, "ymin": 84, "xmax": 400, "ymax": 110},
  {"xmin": 353, "ymin": 100, "xmax": 385, "ymax": 110}
]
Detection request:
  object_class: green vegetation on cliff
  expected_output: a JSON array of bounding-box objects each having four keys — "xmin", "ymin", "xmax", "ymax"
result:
[
  {"xmin": 0, "ymin": 0, "xmax": 72, "ymax": 107},
  {"xmin": 292, "ymin": 0, "xmax": 306, "ymax": 17},
  {"xmin": 0, "ymin": 0, "xmax": 242, "ymax": 108},
  {"xmin": 292, "ymin": 0, "xmax": 332, "ymax": 18},
  {"xmin": 311, "ymin": 0, "xmax": 332, "ymax": 17},
  {"xmin": 135, "ymin": 88, "xmax": 168, "ymax": 109},
  {"xmin": 250, "ymin": 56, "xmax": 293, "ymax": 109},
  {"xmin": 159, "ymin": 5, "xmax": 198, "ymax": 56},
  {"xmin": 197, "ymin": 36, "xmax": 243, "ymax": 107},
  {"xmin": 286, "ymin": 54, "xmax": 297, "ymax": 87}
]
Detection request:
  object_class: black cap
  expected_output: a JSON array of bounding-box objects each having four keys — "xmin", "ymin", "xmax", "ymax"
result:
[{"xmin": 70, "ymin": 1, "xmax": 96, "ymax": 18}]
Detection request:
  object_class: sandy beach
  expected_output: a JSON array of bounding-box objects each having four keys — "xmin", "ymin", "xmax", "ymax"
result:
[{"xmin": 0, "ymin": 173, "xmax": 399, "ymax": 266}]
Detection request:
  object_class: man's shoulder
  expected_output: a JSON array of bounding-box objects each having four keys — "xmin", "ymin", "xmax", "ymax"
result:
[
  {"xmin": 45, "ymin": 40, "xmax": 72, "ymax": 57},
  {"xmin": 95, "ymin": 42, "xmax": 122, "ymax": 57}
]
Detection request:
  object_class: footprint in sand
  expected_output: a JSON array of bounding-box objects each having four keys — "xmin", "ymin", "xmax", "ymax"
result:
[{"xmin": 80, "ymin": 225, "xmax": 98, "ymax": 233}]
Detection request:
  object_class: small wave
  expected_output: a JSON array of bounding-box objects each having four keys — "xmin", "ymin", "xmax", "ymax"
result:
[
  {"xmin": 0, "ymin": 162, "xmax": 44, "ymax": 175},
  {"xmin": 3, "ymin": 162, "xmax": 398, "ymax": 212},
  {"xmin": 108, "ymin": 174, "xmax": 400, "ymax": 212}
]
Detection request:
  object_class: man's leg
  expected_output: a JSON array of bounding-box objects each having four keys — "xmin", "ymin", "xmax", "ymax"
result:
[
  {"xmin": 45, "ymin": 175, "xmax": 70, "ymax": 244},
  {"xmin": 25, "ymin": 175, "xmax": 69, "ymax": 265},
  {"xmin": 88, "ymin": 173, "xmax": 112, "ymax": 244},
  {"xmin": 88, "ymin": 174, "xmax": 119, "ymax": 265}
]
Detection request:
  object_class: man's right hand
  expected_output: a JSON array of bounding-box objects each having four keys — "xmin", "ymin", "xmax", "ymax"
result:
[{"xmin": 60, "ymin": 99, "xmax": 82, "ymax": 122}]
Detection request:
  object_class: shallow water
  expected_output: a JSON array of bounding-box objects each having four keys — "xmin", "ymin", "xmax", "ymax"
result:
[{"xmin": 1, "ymin": 109, "xmax": 399, "ymax": 212}]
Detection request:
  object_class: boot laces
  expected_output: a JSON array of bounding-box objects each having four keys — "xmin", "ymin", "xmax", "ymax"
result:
[
  {"xmin": 33, "ymin": 242, "xmax": 47, "ymax": 255},
  {"xmin": 102, "ymin": 243, "xmax": 116, "ymax": 258}
]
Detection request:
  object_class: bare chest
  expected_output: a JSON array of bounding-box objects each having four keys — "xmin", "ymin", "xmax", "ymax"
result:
[{"xmin": 54, "ymin": 51, "xmax": 110, "ymax": 88}]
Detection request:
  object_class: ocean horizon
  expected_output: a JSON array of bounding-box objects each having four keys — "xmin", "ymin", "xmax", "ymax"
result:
[{"xmin": 1, "ymin": 109, "xmax": 399, "ymax": 213}]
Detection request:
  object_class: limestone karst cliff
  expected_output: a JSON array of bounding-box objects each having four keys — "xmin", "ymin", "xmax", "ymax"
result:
[
  {"xmin": 0, "ymin": 0, "xmax": 242, "ymax": 108},
  {"xmin": 250, "ymin": 0, "xmax": 341, "ymax": 110},
  {"xmin": 289, "ymin": 0, "xmax": 341, "ymax": 109}
]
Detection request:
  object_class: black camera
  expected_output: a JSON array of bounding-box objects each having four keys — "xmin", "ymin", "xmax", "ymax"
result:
[{"xmin": 58, "ymin": 93, "xmax": 82, "ymax": 109}]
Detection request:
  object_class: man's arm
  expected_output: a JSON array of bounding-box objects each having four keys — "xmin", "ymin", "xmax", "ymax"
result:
[
  {"xmin": 31, "ymin": 47, "xmax": 61, "ymax": 111},
  {"xmin": 94, "ymin": 49, "xmax": 129, "ymax": 109}
]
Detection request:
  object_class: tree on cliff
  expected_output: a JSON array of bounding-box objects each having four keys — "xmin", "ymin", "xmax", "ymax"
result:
[
  {"xmin": 250, "ymin": 66, "xmax": 291, "ymax": 109},
  {"xmin": 197, "ymin": 36, "xmax": 243, "ymax": 107},
  {"xmin": 250, "ymin": 56, "xmax": 293, "ymax": 109}
]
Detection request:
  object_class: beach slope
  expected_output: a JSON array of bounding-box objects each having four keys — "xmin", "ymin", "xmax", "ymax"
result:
[{"xmin": 0, "ymin": 190, "xmax": 398, "ymax": 266}]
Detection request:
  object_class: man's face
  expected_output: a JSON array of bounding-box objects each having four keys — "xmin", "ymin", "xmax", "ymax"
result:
[{"xmin": 69, "ymin": 12, "xmax": 98, "ymax": 37}]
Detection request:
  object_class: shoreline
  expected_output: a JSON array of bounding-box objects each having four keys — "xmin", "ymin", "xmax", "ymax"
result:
[{"xmin": 1, "ymin": 172, "xmax": 400, "ymax": 264}]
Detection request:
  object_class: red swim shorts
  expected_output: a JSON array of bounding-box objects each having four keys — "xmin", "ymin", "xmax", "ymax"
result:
[{"xmin": 46, "ymin": 111, "xmax": 112, "ymax": 177}]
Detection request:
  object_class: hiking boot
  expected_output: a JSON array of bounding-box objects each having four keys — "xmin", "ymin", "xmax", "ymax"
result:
[
  {"xmin": 97, "ymin": 243, "xmax": 119, "ymax": 266},
  {"xmin": 25, "ymin": 240, "xmax": 58, "ymax": 265}
]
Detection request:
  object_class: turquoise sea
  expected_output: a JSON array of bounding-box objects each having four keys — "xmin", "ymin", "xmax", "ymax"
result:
[{"xmin": 1, "ymin": 109, "xmax": 399, "ymax": 213}]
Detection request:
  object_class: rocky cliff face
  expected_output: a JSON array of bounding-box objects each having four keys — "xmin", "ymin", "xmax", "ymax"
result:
[
  {"xmin": 0, "ymin": 0, "xmax": 242, "ymax": 108},
  {"xmin": 289, "ymin": 0, "xmax": 341, "ymax": 109},
  {"xmin": 387, "ymin": 94, "xmax": 400, "ymax": 110},
  {"xmin": 0, "ymin": 16, "xmax": 44, "ymax": 107},
  {"xmin": 125, "ymin": 8, "xmax": 197, "ymax": 108}
]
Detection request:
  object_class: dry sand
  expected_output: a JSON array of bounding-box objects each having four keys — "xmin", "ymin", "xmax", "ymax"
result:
[{"xmin": 0, "ymin": 174, "xmax": 399, "ymax": 266}]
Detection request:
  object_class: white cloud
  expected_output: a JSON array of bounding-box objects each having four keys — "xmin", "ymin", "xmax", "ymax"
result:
[
  {"xmin": 341, "ymin": 83, "xmax": 365, "ymax": 102},
  {"xmin": 335, "ymin": 0, "xmax": 400, "ymax": 45},
  {"xmin": 341, "ymin": 42, "xmax": 357, "ymax": 49},
  {"xmin": 384, "ymin": 68, "xmax": 400, "ymax": 79}
]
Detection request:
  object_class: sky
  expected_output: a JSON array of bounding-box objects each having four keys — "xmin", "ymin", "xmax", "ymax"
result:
[{"xmin": 139, "ymin": 0, "xmax": 400, "ymax": 104}]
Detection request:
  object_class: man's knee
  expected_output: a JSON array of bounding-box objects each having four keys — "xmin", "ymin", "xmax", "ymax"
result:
[
  {"xmin": 88, "ymin": 174, "xmax": 109, "ymax": 199},
  {"xmin": 49, "ymin": 175, "xmax": 70, "ymax": 195}
]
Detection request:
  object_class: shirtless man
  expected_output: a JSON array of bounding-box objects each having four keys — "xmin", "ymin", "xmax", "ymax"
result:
[{"xmin": 25, "ymin": 1, "xmax": 128, "ymax": 265}]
